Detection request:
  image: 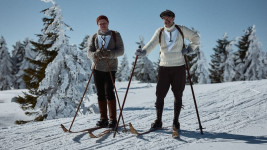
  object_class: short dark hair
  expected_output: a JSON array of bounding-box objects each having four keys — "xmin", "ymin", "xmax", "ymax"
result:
[
  {"xmin": 96, "ymin": 15, "xmax": 109, "ymax": 24},
  {"xmin": 160, "ymin": 9, "xmax": 175, "ymax": 18}
]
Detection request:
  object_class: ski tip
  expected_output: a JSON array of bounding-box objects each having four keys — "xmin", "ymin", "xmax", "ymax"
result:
[
  {"xmin": 88, "ymin": 131, "xmax": 97, "ymax": 138},
  {"xmin": 61, "ymin": 124, "xmax": 69, "ymax": 132},
  {"xmin": 129, "ymin": 123, "xmax": 139, "ymax": 135}
]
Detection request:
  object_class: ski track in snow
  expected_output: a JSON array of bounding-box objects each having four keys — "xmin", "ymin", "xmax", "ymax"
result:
[{"xmin": 1, "ymin": 80, "xmax": 267, "ymax": 149}]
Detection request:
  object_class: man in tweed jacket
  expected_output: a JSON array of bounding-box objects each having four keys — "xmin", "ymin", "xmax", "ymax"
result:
[
  {"xmin": 88, "ymin": 15, "xmax": 124, "ymax": 128},
  {"xmin": 135, "ymin": 10, "xmax": 200, "ymax": 130}
]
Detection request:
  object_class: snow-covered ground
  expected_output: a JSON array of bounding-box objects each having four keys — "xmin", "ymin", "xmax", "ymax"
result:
[
  {"xmin": 0, "ymin": 80, "xmax": 267, "ymax": 150},
  {"xmin": 0, "ymin": 89, "xmax": 34, "ymax": 127}
]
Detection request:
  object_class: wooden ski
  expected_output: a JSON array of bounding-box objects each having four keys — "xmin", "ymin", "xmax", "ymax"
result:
[
  {"xmin": 60, "ymin": 124, "xmax": 103, "ymax": 133},
  {"xmin": 129, "ymin": 123, "xmax": 167, "ymax": 136}
]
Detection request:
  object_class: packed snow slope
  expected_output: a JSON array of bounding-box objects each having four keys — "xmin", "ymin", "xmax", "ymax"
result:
[
  {"xmin": 0, "ymin": 89, "xmax": 34, "ymax": 127},
  {"xmin": 1, "ymin": 80, "xmax": 267, "ymax": 150}
]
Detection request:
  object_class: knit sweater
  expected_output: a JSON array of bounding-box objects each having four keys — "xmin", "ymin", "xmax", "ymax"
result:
[
  {"xmin": 87, "ymin": 30, "xmax": 124, "ymax": 72},
  {"xmin": 142, "ymin": 23, "xmax": 200, "ymax": 67}
]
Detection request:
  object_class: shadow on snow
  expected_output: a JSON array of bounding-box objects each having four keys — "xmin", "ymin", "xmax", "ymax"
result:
[
  {"xmin": 181, "ymin": 130, "xmax": 267, "ymax": 144},
  {"xmin": 122, "ymin": 107, "xmax": 173, "ymax": 111}
]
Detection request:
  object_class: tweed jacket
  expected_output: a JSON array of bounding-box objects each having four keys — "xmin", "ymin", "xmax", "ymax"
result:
[{"xmin": 87, "ymin": 30, "xmax": 124, "ymax": 72}]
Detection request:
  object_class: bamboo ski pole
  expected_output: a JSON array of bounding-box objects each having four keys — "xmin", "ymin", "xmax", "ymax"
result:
[
  {"xmin": 62, "ymin": 58, "xmax": 99, "ymax": 132},
  {"xmin": 104, "ymin": 56, "xmax": 127, "ymax": 131},
  {"xmin": 113, "ymin": 55, "xmax": 138, "ymax": 138},
  {"xmin": 184, "ymin": 55, "xmax": 204, "ymax": 134}
]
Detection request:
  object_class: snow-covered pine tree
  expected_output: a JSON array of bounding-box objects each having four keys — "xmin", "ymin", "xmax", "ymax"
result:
[
  {"xmin": 15, "ymin": 39, "xmax": 38, "ymax": 114},
  {"xmin": 209, "ymin": 33, "xmax": 229, "ymax": 83},
  {"xmin": 33, "ymin": 0, "xmax": 94, "ymax": 120},
  {"xmin": 186, "ymin": 28, "xmax": 199, "ymax": 84},
  {"xmin": 187, "ymin": 51, "xmax": 198, "ymax": 83},
  {"xmin": 35, "ymin": 44, "xmax": 93, "ymax": 120},
  {"xmin": 234, "ymin": 26, "xmax": 253, "ymax": 81},
  {"xmin": 11, "ymin": 41, "xmax": 24, "ymax": 72},
  {"xmin": 134, "ymin": 36, "xmax": 157, "ymax": 83},
  {"xmin": 190, "ymin": 49, "xmax": 210, "ymax": 84},
  {"xmin": 223, "ymin": 40, "xmax": 236, "ymax": 82},
  {"xmin": 116, "ymin": 54, "xmax": 130, "ymax": 81},
  {"xmin": 235, "ymin": 27, "xmax": 252, "ymax": 63},
  {"xmin": 264, "ymin": 52, "xmax": 267, "ymax": 78},
  {"xmin": 12, "ymin": 41, "xmax": 26, "ymax": 89},
  {"xmin": 134, "ymin": 56, "xmax": 157, "ymax": 83},
  {"xmin": 0, "ymin": 36, "xmax": 13, "ymax": 90},
  {"xmin": 242, "ymin": 25, "xmax": 266, "ymax": 80},
  {"xmin": 78, "ymin": 35, "xmax": 95, "ymax": 92},
  {"xmin": 79, "ymin": 35, "xmax": 90, "ymax": 51},
  {"xmin": 15, "ymin": 38, "xmax": 38, "ymax": 112},
  {"xmin": 15, "ymin": 0, "xmax": 72, "ymax": 120},
  {"xmin": 17, "ymin": 38, "xmax": 36, "ymax": 89}
]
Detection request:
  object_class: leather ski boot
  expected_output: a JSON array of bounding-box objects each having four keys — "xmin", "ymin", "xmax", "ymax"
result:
[
  {"xmin": 173, "ymin": 98, "xmax": 182, "ymax": 130},
  {"xmin": 173, "ymin": 121, "xmax": 180, "ymax": 130},
  {"xmin": 151, "ymin": 104, "xmax": 163, "ymax": 129},
  {"xmin": 151, "ymin": 120, "xmax": 162, "ymax": 129},
  {"xmin": 108, "ymin": 120, "xmax": 117, "ymax": 129},
  {"xmin": 96, "ymin": 119, "xmax": 108, "ymax": 127},
  {"xmin": 107, "ymin": 100, "xmax": 117, "ymax": 129},
  {"xmin": 96, "ymin": 100, "xmax": 108, "ymax": 127}
]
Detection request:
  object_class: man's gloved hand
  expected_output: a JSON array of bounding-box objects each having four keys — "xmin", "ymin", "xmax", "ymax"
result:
[
  {"xmin": 135, "ymin": 49, "xmax": 146, "ymax": 57},
  {"xmin": 101, "ymin": 50, "xmax": 111, "ymax": 58},
  {"xmin": 182, "ymin": 46, "xmax": 194, "ymax": 55},
  {"xmin": 94, "ymin": 49, "xmax": 103, "ymax": 59}
]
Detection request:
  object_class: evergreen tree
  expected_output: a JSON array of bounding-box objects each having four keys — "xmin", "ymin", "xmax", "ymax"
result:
[
  {"xmin": 35, "ymin": 44, "xmax": 93, "ymax": 120},
  {"xmin": 223, "ymin": 40, "xmax": 236, "ymax": 82},
  {"xmin": 242, "ymin": 25, "xmax": 265, "ymax": 80},
  {"xmin": 15, "ymin": 38, "xmax": 38, "ymax": 112},
  {"xmin": 235, "ymin": 27, "xmax": 252, "ymax": 63},
  {"xmin": 0, "ymin": 36, "xmax": 13, "ymax": 90},
  {"xmin": 134, "ymin": 56, "xmax": 157, "ymax": 83},
  {"xmin": 11, "ymin": 41, "xmax": 26, "ymax": 89},
  {"xmin": 209, "ymin": 33, "xmax": 229, "ymax": 83},
  {"xmin": 263, "ymin": 52, "xmax": 267, "ymax": 78},
  {"xmin": 186, "ymin": 28, "xmax": 199, "ymax": 84},
  {"xmin": 187, "ymin": 51, "xmax": 198, "ymax": 83},
  {"xmin": 12, "ymin": 41, "xmax": 24, "ymax": 74},
  {"xmin": 18, "ymin": 38, "xmax": 36, "ymax": 89},
  {"xmin": 234, "ymin": 26, "xmax": 253, "ymax": 81},
  {"xmin": 15, "ymin": 0, "xmax": 72, "ymax": 119},
  {"xmin": 190, "ymin": 49, "xmax": 210, "ymax": 84},
  {"xmin": 116, "ymin": 54, "xmax": 130, "ymax": 81},
  {"xmin": 30, "ymin": 0, "xmax": 94, "ymax": 120},
  {"xmin": 79, "ymin": 35, "xmax": 90, "ymax": 51},
  {"xmin": 133, "ymin": 36, "xmax": 157, "ymax": 83}
]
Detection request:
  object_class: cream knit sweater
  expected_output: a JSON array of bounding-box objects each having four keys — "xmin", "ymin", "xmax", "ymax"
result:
[{"xmin": 143, "ymin": 23, "xmax": 200, "ymax": 67}]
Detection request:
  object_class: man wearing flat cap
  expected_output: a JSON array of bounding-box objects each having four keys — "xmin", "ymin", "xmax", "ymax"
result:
[
  {"xmin": 88, "ymin": 15, "xmax": 124, "ymax": 129},
  {"xmin": 135, "ymin": 10, "xmax": 200, "ymax": 131}
]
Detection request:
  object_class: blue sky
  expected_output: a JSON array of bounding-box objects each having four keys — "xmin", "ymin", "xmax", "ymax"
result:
[{"xmin": 1, "ymin": 0, "xmax": 267, "ymax": 64}]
